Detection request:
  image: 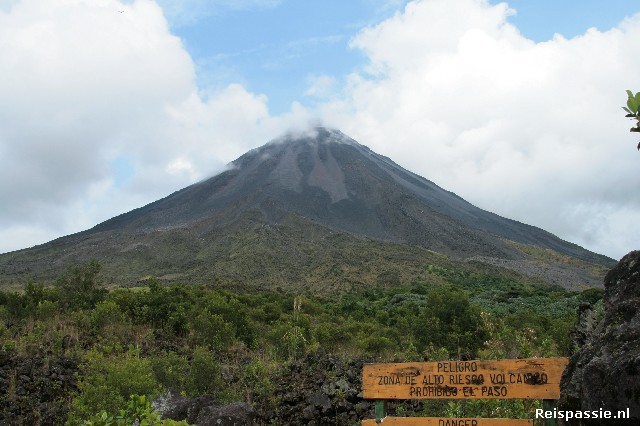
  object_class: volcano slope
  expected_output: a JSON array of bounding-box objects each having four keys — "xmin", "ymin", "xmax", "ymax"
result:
[{"xmin": 0, "ymin": 128, "xmax": 614, "ymax": 292}]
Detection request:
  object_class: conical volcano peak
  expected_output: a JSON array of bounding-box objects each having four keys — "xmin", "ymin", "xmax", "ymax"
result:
[
  {"xmin": 1, "ymin": 127, "xmax": 613, "ymax": 290},
  {"xmin": 230, "ymin": 127, "xmax": 365, "ymax": 173},
  {"xmin": 224, "ymin": 126, "xmax": 363, "ymax": 205},
  {"xmin": 266, "ymin": 126, "xmax": 362, "ymax": 148}
]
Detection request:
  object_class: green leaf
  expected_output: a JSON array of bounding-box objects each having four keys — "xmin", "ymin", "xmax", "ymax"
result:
[
  {"xmin": 627, "ymin": 89, "xmax": 634, "ymax": 98},
  {"xmin": 623, "ymin": 106, "xmax": 632, "ymax": 114},
  {"xmin": 635, "ymin": 92, "xmax": 640, "ymax": 106},
  {"xmin": 627, "ymin": 96, "xmax": 639, "ymax": 114}
]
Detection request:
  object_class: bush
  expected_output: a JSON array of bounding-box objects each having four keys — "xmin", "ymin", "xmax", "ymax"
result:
[
  {"xmin": 412, "ymin": 287, "xmax": 487, "ymax": 357},
  {"xmin": 190, "ymin": 309, "xmax": 235, "ymax": 351},
  {"xmin": 67, "ymin": 348, "xmax": 161, "ymax": 424},
  {"xmin": 185, "ymin": 346, "xmax": 224, "ymax": 397},
  {"xmin": 35, "ymin": 300, "xmax": 59, "ymax": 321},
  {"xmin": 81, "ymin": 394, "xmax": 191, "ymax": 425},
  {"xmin": 151, "ymin": 351, "xmax": 190, "ymax": 392},
  {"xmin": 57, "ymin": 260, "xmax": 107, "ymax": 311},
  {"xmin": 240, "ymin": 359, "xmax": 273, "ymax": 403},
  {"xmin": 313, "ymin": 321, "xmax": 352, "ymax": 352},
  {"xmin": 358, "ymin": 335, "xmax": 394, "ymax": 356},
  {"xmin": 90, "ymin": 300, "xmax": 126, "ymax": 333}
]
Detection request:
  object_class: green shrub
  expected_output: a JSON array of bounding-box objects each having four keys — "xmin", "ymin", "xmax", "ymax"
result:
[
  {"xmin": 357, "ymin": 335, "xmax": 394, "ymax": 356},
  {"xmin": 266, "ymin": 319, "xmax": 310, "ymax": 360},
  {"xmin": 57, "ymin": 260, "xmax": 107, "ymax": 311},
  {"xmin": 240, "ymin": 359, "xmax": 273, "ymax": 403},
  {"xmin": 35, "ymin": 300, "xmax": 59, "ymax": 321},
  {"xmin": 185, "ymin": 346, "xmax": 224, "ymax": 397},
  {"xmin": 81, "ymin": 394, "xmax": 191, "ymax": 425},
  {"xmin": 151, "ymin": 351, "xmax": 190, "ymax": 391},
  {"xmin": 579, "ymin": 288, "xmax": 604, "ymax": 305},
  {"xmin": 190, "ymin": 309, "xmax": 235, "ymax": 351},
  {"xmin": 90, "ymin": 300, "xmax": 126, "ymax": 332},
  {"xmin": 313, "ymin": 321, "xmax": 352, "ymax": 352},
  {"xmin": 412, "ymin": 287, "xmax": 487, "ymax": 357},
  {"xmin": 67, "ymin": 348, "xmax": 161, "ymax": 425}
]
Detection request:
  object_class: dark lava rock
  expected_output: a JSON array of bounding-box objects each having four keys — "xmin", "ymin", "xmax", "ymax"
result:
[
  {"xmin": 251, "ymin": 350, "xmax": 373, "ymax": 425},
  {"xmin": 0, "ymin": 351, "xmax": 78, "ymax": 425},
  {"xmin": 559, "ymin": 250, "xmax": 640, "ymax": 425},
  {"xmin": 252, "ymin": 350, "xmax": 420, "ymax": 425},
  {"xmin": 152, "ymin": 389, "xmax": 255, "ymax": 426},
  {"xmin": 196, "ymin": 402, "xmax": 255, "ymax": 426},
  {"xmin": 570, "ymin": 302, "xmax": 598, "ymax": 348},
  {"xmin": 153, "ymin": 389, "xmax": 215, "ymax": 424}
]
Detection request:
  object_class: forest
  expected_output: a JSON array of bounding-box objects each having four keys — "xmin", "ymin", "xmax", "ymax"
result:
[{"xmin": 0, "ymin": 259, "xmax": 603, "ymax": 425}]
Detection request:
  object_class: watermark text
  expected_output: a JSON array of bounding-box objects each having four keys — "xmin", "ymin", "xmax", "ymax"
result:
[{"xmin": 535, "ymin": 408, "xmax": 630, "ymax": 420}]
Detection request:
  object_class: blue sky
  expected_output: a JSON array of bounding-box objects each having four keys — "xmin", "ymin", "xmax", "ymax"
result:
[
  {"xmin": 503, "ymin": 0, "xmax": 635, "ymax": 40},
  {"xmin": 165, "ymin": 0, "xmax": 638, "ymax": 114},
  {"xmin": 168, "ymin": 0, "xmax": 409, "ymax": 113},
  {"xmin": 1, "ymin": 0, "xmax": 639, "ymax": 259}
]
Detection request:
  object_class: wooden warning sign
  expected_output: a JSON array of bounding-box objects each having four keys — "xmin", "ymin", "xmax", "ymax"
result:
[
  {"xmin": 362, "ymin": 417, "xmax": 533, "ymax": 426},
  {"xmin": 362, "ymin": 358, "xmax": 568, "ymax": 400}
]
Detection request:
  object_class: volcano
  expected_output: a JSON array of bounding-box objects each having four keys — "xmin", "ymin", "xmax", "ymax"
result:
[{"xmin": 0, "ymin": 128, "xmax": 614, "ymax": 291}]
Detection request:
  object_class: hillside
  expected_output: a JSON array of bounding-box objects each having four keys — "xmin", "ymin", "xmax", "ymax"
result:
[{"xmin": 0, "ymin": 127, "xmax": 614, "ymax": 290}]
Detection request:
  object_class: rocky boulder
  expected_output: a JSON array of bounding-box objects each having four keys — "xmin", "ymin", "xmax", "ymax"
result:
[
  {"xmin": 559, "ymin": 250, "xmax": 640, "ymax": 425},
  {"xmin": 251, "ymin": 350, "xmax": 425, "ymax": 425},
  {"xmin": 0, "ymin": 351, "xmax": 78, "ymax": 425},
  {"xmin": 152, "ymin": 389, "xmax": 255, "ymax": 426},
  {"xmin": 252, "ymin": 350, "xmax": 373, "ymax": 425}
]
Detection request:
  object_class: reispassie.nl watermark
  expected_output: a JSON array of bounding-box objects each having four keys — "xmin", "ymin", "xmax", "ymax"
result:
[{"xmin": 536, "ymin": 407, "xmax": 631, "ymax": 421}]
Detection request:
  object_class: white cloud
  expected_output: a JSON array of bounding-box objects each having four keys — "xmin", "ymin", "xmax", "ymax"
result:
[
  {"xmin": 320, "ymin": 0, "xmax": 640, "ymax": 259},
  {"xmin": 304, "ymin": 74, "xmax": 337, "ymax": 98},
  {"xmin": 0, "ymin": 0, "xmax": 293, "ymax": 253},
  {"xmin": 2, "ymin": 0, "xmax": 638, "ymax": 262}
]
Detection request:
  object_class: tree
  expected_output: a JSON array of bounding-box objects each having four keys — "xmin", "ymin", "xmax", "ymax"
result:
[
  {"xmin": 411, "ymin": 287, "xmax": 487, "ymax": 358},
  {"xmin": 56, "ymin": 260, "xmax": 107, "ymax": 311},
  {"xmin": 190, "ymin": 308, "xmax": 235, "ymax": 351},
  {"xmin": 623, "ymin": 89, "xmax": 640, "ymax": 150}
]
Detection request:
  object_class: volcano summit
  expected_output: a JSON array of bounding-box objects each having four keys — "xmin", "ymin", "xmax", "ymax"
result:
[{"xmin": 0, "ymin": 128, "xmax": 613, "ymax": 291}]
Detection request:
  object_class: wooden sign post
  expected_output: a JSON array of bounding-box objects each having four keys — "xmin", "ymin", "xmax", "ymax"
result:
[{"xmin": 362, "ymin": 357, "xmax": 569, "ymax": 425}]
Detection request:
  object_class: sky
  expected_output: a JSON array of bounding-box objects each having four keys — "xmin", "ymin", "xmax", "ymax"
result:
[{"xmin": 1, "ymin": 0, "xmax": 639, "ymax": 261}]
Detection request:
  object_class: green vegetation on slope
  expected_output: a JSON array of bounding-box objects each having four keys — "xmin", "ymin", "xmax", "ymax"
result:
[
  {"xmin": 0, "ymin": 214, "xmax": 610, "ymax": 293},
  {"xmin": 0, "ymin": 260, "xmax": 604, "ymax": 424}
]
